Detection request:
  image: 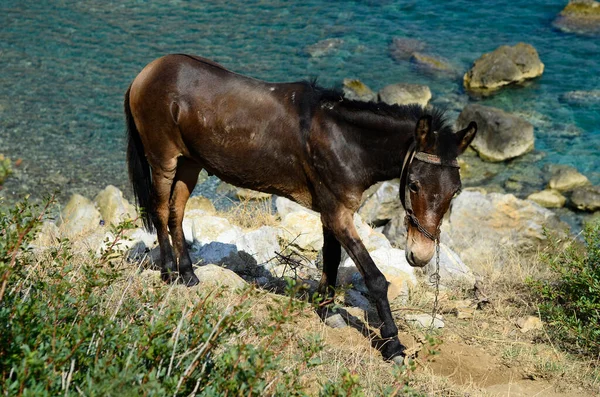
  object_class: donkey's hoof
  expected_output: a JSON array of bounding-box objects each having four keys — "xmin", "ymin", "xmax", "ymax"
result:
[
  {"xmin": 390, "ymin": 354, "xmax": 405, "ymax": 366},
  {"xmin": 161, "ymin": 271, "xmax": 178, "ymax": 284},
  {"xmin": 381, "ymin": 341, "xmax": 406, "ymax": 364},
  {"xmin": 181, "ymin": 272, "xmax": 200, "ymax": 287}
]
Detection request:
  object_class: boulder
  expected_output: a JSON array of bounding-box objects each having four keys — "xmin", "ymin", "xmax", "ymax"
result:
[
  {"xmin": 195, "ymin": 264, "xmax": 247, "ymax": 289},
  {"xmin": 279, "ymin": 211, "xmax": 323, "ymax": 252},
  {"xmin": 440, "ymin": 190, "xmax": 568, "ymax": 269},
  {"xmin": 342, "ymin": 79, "xmax": 376, "ymax": 102},
  {"xmin": 527, "ymin": 189, "xmax": 566, "ymax": 208},
  {"xmin": 547, "ymin": 164, "xmax": 590, "ymax": 191},
  {"xmin": 339, "ymin": 247, "xmax": 417, "ymax": 289},
  {"xmin": 236, "ymin": 226, "xmax": 281, "ymax": 266},
  {"xmin": 94, "ymin": 185, "xmax": 137, "ymax": 226},
  {"xmin": 378, "ymin": 83, "xmax": 432, "ymax": 108},
  {"xmin": 235, "ymin": 188, "xmax": 271, "ymax": 201},
  {"xmin": 570, "ymin": 185, "xmax": 600, "ymax": 211},
  {"xmin": 305, "ymin": 38, "xmax": 344, "ymax": 57},
  {"xmin": 463, "ymin": 43, "xmax": 544, "ymax": 91},
  {"xmin": 553, "ymin": 0, "xmax": 600, "ymax": 35},
  {"xmin": 189, "ymin": 215, "xmax": 242, "ymax": 246},
  {"xmin": 58, "ymin": 194, "xmax": 102, "ymax": 237},
  {"xmin": 389, "ymin": 37, "xmax": 426, "ymax": 61},
  {"xmin": 358, "ymin": 179, "xmax": 404, "ymax": 226},
  {"xmin": 405, "ymin": 314, "xmax": 444, "ymax": 329},
  {"xmin": 425, "ymin": 243, "xmax": 476, "ymax": 287},
  {"xmin": 457, "ymin": 104, "xmax": 534, "ymax": 162},
  {"xmin": 185, "ymin": 196, "xmax": 216, "ymax": 214},
  {"xmin": 275, "ymin": 196, "xmax": 317, "ymax": 218}
]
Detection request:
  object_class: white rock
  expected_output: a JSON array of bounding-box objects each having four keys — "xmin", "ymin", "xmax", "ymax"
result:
[
  {"xmin": 279, "ymin": 211, "xmax": 323, "ymax": 251},
  {"xmin": 425, "ymin": 243, "xmax": 476, "ymax": 287},
  {"xmin": 236, "ymin": 226, "xmax": 281, "ymax": 266},
  {"xmin": 405, "ymin": 314, "xmax": 444, "ymax": 329},
  {"xmin": 195, "ymin": 264, "xmax": 247, "ymax": 289},
  {"xmin": 94, "ymin": 185, "xmax": 136, "ymax": 226},
  {"xmin": 190, "ymin": 215, "xmax": 242, "ymax": 246},
  {"xmin": 275, "ymin": 196, "xmax": 317, "ymax": 218},
  {"xmin": 59, "ymin": 194, "xmax": 102, "ymax": 237}
]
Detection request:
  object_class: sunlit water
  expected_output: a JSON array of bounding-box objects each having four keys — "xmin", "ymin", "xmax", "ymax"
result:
[{"xmin": 1, "ymin": 0, "xmax": 598, "ymax": 226}]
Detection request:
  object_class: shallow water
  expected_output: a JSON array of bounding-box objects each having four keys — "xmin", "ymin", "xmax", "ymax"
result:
[{"xmin": 1, "ymin": 1, "xmax": 599, "ymax": 216}]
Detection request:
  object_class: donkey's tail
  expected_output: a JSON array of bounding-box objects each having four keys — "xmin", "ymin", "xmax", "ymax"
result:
[{"xmin": 125, "ymin": 85, "xmax": 154, "ymax": 232}]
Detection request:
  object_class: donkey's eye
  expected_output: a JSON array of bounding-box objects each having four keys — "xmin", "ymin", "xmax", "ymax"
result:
[{"xmin": 408, "ymin": 182, "xmax": 420, "ymax": 193}]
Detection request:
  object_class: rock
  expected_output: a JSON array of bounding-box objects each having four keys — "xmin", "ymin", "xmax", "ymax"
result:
[
  {"xmin": 340, "ymin": 247, "xmax": 417, "ymax": 286},
  {"xmin": 425, "ymin": 243, "xmax": 476, "ymax": 287},
  {"xmin": 358, "ymin": 179, "xmax": 404, "ymax": 226},
  {"xmin": 344, "ymin": 289, "xmax": 371, "ymax": 311},
  {"xmin": 410, "ymin": 52, "xmax": 453, "ymax": 73},
  {"xmin": 275, "ymin": 196, "xmax": 317, "ymax": 218},
  {"xmin": 440, "ymin": 190, "xmax": 568, "ymax": 269},
  {"xmin": 389, "ymin": 37, "xmax": 426, "ymax": 61},
  {"xmin": 516, "ymin": 316, "xmax": 543, "ymax": 333},
  {"xmin": 527, "ymin": 189, "xmax": 567, "ymax": 208},
  {"xmin": 58, "ymin": 194, "xmax": 102, "ymax": 237},
  {"xmin": 405, "ymin": 314, "xmax": 444, "ymax": 329},
  {"xmin": 378, "ymin": 83, "xmax": 432, "ymax": 108},
  {"xmin": 342, "ymin": 79, "xmax": 376, "ymax": 102},
  {"xmin": 547, "ymin": 165, "xmax": 590, "ymax": 191},
  {"xmin": 33, "ymin": 221, "xmax": 60, "ymax": 248},
  {"xmin": 382, "ymin": 213, "xmax": 408, "ymax": 248},
  {"xmin": 463, "ymin": 43, "xmax": 544, "ymax": 92},
  {"xmin": 195, "ymin": 264, "xmax": 247, "ymax": 289},
  {"xmin": 352, "ymin": 213, "xmax": 393, "ymax": 252},
  {"xmin": 457, "ymin": 104, "xmax": 534, "ymax": 162},
  {"xmin": 190, "ymin": 215, "xmax": 242, "ymax": 246},
  {"xmin": 385, "ymin": 274, "xmax": 410, "ymax": 304},
  {"xmin": 570, "ymin": 185, "xmax": 600, "ymax": 211},
  {"xmin": 560, "ymin": 90, "xmax": 600, "ymax": 105},
  {"xmin": 94, "ymin": 185, "xmax": 137, "ymax": 226},
  {"xmin": 235, "ymin": 188, "xmax": 271, "ymax": 201},
  {"xmin": 553, "ymin": 0, "xmax": 600, "ymax": 35},
  {"xmin": 185, "ymin": 196, "xmax": 216, "ymax": 214},
  {"xmin": 279, "ymin": 211, "xmax": 323, "ymax": 252},
  {"xmin": 236, "ymin": 226, "xmax": 281, "ymax": 266},
  {"xmin": 305, "ymin": 38, "xmax": 344, "ymax": 57}
]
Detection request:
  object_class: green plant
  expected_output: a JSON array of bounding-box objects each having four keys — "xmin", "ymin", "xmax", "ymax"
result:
[
  {"xmin": 0, "ymin": 154, "xmax": 12, "ymax": 185},
  {"xmin": 528, "ymin": 221, "xmax": 600, "ymax": 356}
]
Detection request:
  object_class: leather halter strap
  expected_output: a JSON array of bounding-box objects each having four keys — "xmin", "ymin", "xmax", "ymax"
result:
[{"xmin": 399, "ymin": 143, "xmax": 460, "ymax": 241}]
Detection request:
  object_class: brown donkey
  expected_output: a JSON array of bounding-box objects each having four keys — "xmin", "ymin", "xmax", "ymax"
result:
[{"xmin": 125, "ymin": 54, "xmax": 477, "ymax": 362}]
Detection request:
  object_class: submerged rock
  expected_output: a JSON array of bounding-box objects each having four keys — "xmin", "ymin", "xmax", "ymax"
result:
[
  {"xmin": 389, "ymin": 37, "xmax": 426, "ymax": 61},
  {"xmin": 463, "ymin": 43, "xmax": 544, "ymax": 92},
  {"xmin": 305, "ymin": 38, "xmax": 344, "ymax": 57},
  {"xmin": 457, "ymin": 104, "xmax": 534, "ymax": 162},
  {"xmin": 560, "ymin": 90, "xmax": 600, "ymax": 105},
  {"xmin": 343, "ymin": 78, "xmax": 376, "ymax": 102},
  {"xmin": 378, "ymin": 83, "xmax": 431, "ymax": 108},
  {"xmin": 410, "ymin": 52, "xmax": 454, "ymax": 74},
  {"xmin": 527, "ymin": 189, "xmax": 567, "ymax": 208},
  {"xmin": 547, "ymin": 164, "xmax": 590, "ymax": 191},
  {"xmin": 554, "ymin": 0, "xmax": 600, "ymax": 35},
  {"xmin": 570, "ymin": 185, "xmax": 600, "ymax": 212}
]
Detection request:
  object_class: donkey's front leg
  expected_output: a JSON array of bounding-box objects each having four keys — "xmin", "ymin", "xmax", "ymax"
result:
[{"xmin": 323, "ymin": 208, "xmax": 405, "ymax": 362}]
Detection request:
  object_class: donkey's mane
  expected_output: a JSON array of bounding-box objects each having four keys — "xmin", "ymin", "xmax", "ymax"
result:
[{"xmin": 300, "ymin": 81, "xmax": 459, "ymax": 162}]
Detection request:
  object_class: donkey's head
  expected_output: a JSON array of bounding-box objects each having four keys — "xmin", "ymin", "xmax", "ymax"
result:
[{"xmin": 402, "ymin": 115, "xmax": 477, "ymax": 267}]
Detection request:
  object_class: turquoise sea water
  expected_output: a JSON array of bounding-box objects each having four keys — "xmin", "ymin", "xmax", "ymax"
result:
[{"xmin": 1, "ymin": 0, "xmax": 599, "ymax": 207}]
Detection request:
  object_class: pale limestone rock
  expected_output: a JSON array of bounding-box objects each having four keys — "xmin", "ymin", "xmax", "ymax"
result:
[
  {"xmin": 343, "ymin": 79, "xmax": 376, "ymax": 102},
  {"xmin": 94, "ymin": 185, "xmax": 137, "ymax": 226},
  {"xmin": 527, "ymin": 189, "xmax": 566, "ymax": 208},
  {"xmin": 378, "ymin": 83, "xmax": 431, "ymax": 108},
  {"xmin": 279, "ymin": 211, "xmax": 323, "ymax": 252},
  {"xmin": 548, "ymin": 165, "xmax": 590, "ymax": 191},
  {"xmin": 59, "ymin": 194, "xmax": 102, "ymax": 237},
  {"xmin": 405, "ymin": 314, "xmax": 444, "ymax": 329}
]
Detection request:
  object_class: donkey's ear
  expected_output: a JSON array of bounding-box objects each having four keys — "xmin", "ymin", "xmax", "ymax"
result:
[
  {"xmin": 455, "ymin": 121, "xmax": 477, "ymax": 154},
  {"xmin": 415, "ymin": 115, "xmax": 432, "ymax": 150}
]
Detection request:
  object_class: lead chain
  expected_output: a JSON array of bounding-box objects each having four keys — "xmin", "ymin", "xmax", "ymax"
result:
[{"xmin": 429, "ymin": 239, "xmax": 441, "ymax": 332}]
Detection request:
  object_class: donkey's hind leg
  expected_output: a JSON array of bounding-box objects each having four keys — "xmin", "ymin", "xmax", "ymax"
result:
[
  {"xmin": 150, "ymin": 159, "xmax": 178, "ymax": 283},
  {"xmin": 169, "ymin": 158, "xmax": 201, "ymax": 286},
  {"xmin": 317, "ymin": 226, "xmax": 341, "ymax": 305}
]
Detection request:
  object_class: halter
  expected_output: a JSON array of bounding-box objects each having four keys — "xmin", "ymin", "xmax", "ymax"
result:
[{"xmin": 399, "ymin": 141, "xmax": 460, "ymax": 241}]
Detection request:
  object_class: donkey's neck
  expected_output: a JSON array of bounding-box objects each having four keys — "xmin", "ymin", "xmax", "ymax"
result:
[{"xmin": 332, "ymin": 105, "xmax": 416, "ymax": 188}]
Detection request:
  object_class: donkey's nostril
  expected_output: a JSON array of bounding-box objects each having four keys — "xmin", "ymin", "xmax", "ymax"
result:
[{"xmin": 407, "ymin": 251, "xmax": 415, "ymax": 265}]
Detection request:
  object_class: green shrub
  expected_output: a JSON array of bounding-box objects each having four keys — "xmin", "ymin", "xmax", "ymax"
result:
[
  {"xmin": 528, "ymin": 221, "xmax": 600, "ymax": 356},
  {"xmin": 0, "ymin": 154, "xmax": 12, "ymax": 185}
]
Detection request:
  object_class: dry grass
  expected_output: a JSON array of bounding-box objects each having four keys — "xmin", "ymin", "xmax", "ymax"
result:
[{"xmin": 216, "ymin": 196, "xmax": 279, "ymax": 230}]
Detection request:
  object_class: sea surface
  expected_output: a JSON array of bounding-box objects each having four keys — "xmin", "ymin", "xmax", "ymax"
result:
[{"xmin": 1, "ymin": 0, "xmax": 599, "ymax": 216}]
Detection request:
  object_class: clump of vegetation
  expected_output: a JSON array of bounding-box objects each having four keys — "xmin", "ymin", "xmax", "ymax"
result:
[
  {"xmin": 0, "ymin": 154, "xmax": 12, "ymax": 185},
  {"xmin": 528, "ymin": 221, "xmax": 600, "ymax": 357}
]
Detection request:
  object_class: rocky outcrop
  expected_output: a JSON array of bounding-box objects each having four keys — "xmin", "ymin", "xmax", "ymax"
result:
[
  {"xmin": 58, "ymin": 194, "xmax": 102, "ymax": 237},
  {"xmin": 343, "ymin": 79, "xmax": 376, "ymax": 102},
  {"xmin": 463, "ymin": 43, "xmax": 544, "ymax": 92},
  {"xmin": 553, "ymin": 0, "xmax": 600, "ymax": 35},
  {"xmin": 570, "ymin": 185, "xmax": 600, "ymax": 211},
  {"xmin": 358, "ymin": 180, "xmax": 404, "ymax": 226},
  {"xmin": 527, "ymin": 189, "xmax": 566, "ymax": 208},
  {"xmin": 439, "ymin": 191, "xmax": 568, "ymax": 269},
  {"xmin": 547, "ymin": 165, "xmax": 590, "ymax": 191},
  {"xmin": 457, "ymin": 104, "xmax": 534, "ymax": 162},
  {"xmin": 378, "ymin": 83, "xmax": 432, "ymax": 108}
]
